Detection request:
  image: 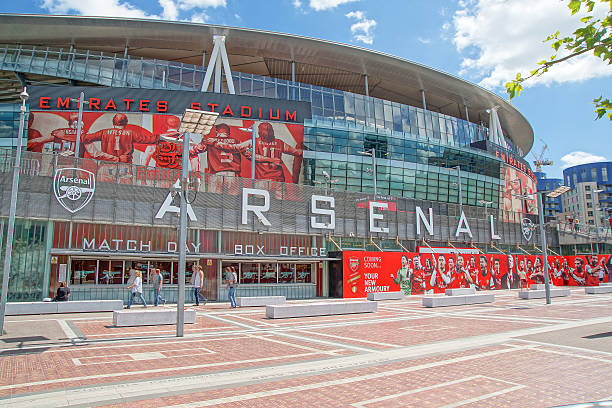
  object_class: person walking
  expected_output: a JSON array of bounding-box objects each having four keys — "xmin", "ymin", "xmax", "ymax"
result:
[
  {"xmin": 191, "ymin": 264, "xmax": 207, "ymax": 306},
  {"xmin": 126, "ymin": 270, "xmax": 147, "ymax": 308},
  {"xmin": 226, "ymin": 266, "xmax": 238, "ymax": 308},
  {"xmin": 152, "ymin": 268, "xmax": 166, "ymax": 306}
]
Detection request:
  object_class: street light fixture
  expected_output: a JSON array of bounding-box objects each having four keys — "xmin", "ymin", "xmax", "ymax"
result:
[
  {"xmin": 513, "ymin": 185, "xmax": 569, "ymax": 305},
  {"xmin": 162, "ymin": 108, "xmax": 218, "ymax": 337},
  {"xmin": 0, "ymin": 87, "xmax": 28, "ymax": 335},
  {"xmin": 316, "ymin": 170, "xmax": 339, "ymax": 195}
]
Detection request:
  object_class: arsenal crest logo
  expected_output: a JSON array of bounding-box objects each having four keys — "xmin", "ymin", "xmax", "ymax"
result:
[
  {"xmin": 521, "ymin": 217, "xmax": 534, "ymax": 242},
  {"xmin": 348, "ymin": 256, "xmax": 360, "ymax": 273},
  {"xmin": 53, "ymin": 168, "xmax": 96, "ymax": 213}
]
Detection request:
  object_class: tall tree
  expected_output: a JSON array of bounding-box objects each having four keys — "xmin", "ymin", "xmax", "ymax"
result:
[{"xmin": 505, "ymin": 0, "xmax": 612, "ymax": 120}]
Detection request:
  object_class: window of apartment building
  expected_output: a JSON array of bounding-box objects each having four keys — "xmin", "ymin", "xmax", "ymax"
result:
[
  {"xmin": 573, "ymin": 173, "xmax": 577, "ymax": 184},
  {"xmin": 603, "ymin": 168, "xmax": 608, "ymax": 182},
  {"xmin": 565, "ymin": 175, "xmax": 570, "ymax": 185},
  {"xmin": 587, "ymin": 202, "xmax": 592, "ymax": 208},
  {"xmin": 585, "ymin": 185, "xmax": 591, "ymax": 191},
  {"xmin": 588, "ymin": 211, "xmax": 593, "ymax": 217},
  {"xmin": 591, "ymin": 168, "xmax": 598, "ymax": 179},
  {"xmin": 586, "ymin": 193, "xmax": 591, "ymax": 199},
  {"xmin": 581, "ymin": 169, "xmax": 587, "ymax": 179}
]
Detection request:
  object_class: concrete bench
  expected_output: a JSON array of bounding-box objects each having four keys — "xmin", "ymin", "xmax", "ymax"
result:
[
  {"xmin": 585, "ymin": 286, "xmax": 612, "ymax": 294},
  {"xmin": 367, "ymin": 291, "xmax": 404, "ymax": 301},
  {"xmin": 113, "ymin": 309, "xmax": 197, "ymax": 327},
  {"xmin": 530, "ymin": 284, "xmax": 546, "ymax": 290},
  {"xmin": 266, "ymin": 301, "xmax": 376, "ymax": 319},
  {"xmin": 236, "ymin": 296, "xmax": 286, "ymax": 307},
  {"xmin": 445, "ymin": 288, "xmax": 476, "ymax": 296},
  {"xmin": 422, "ymin": 294, "xmax": 494, "ymax": 308},
  {"xmin": 5, "ymin": 300, "xmax": 123, "ymax": 315},
  {"xmin": 518, "ymin": 288, "xmax": 570, "ymax": 299}
]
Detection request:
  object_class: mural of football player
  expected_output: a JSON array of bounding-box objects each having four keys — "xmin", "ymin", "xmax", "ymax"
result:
[
  {"xmin": 490, "ymin": 257, "xmax": 502, "ymax": 290},
  {"xmin": 25, "ymin": 112, "xmax": 46, "ymax": 153},
  {"xmin": 27, "ymin": 112, "xmax": 82, "ymax": 155},
  {"xmin": 478, "ymin": 255, "xmax": 490, "ymax": 290},
  {"xmin": 390, "ymin": 254, "xmax": 413, "ymax": 295},
  {"xmin": 431, "ymin": 254, "xmax": 451, "ymax": 292},
  {"xmin": 456, "ymin": 255, "xmax": 472, "ymax": 288},
  {"xmin": 585, "ymin": 254, "xmax": 601, "ymax": 286},
  {"xmin": 422, "ymin": 254, "xmax": 436, "ymax": 294},
  {"xmin": 411, "ymin": 256, "xmax": 424, "ymax": 294},
  {"xmin": 82, "ymin": 113, "xmax": 159, "ymax": 163},
  {"xmin": 530, "ymin": 256, "xmax": 545, "ymax": 284},
  {"xmin": 468, "ymin": 255, "xmax": 479, "ymax": 289},
  {"xmin": 221, "ymin": 122, "xmax": 302, "ymax": 182},
  {"xmin": 191, "ymin": 123, "xmax": 243, "ymax": 176},
  {"xmin": 570, "ymin": 257, "xmax": 586, "ymax": 286}
]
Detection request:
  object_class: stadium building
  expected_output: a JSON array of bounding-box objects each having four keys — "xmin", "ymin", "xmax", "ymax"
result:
[{"xmin": 0, "ymin": 14, "xmax": 570, "ymax": 303}]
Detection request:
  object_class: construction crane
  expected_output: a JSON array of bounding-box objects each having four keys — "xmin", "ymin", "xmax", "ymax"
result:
[{"xmin": 531, "ymin": 139, "xmax": 553, "ymax": 172}]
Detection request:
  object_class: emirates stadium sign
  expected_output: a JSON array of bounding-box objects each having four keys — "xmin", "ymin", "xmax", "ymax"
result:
[{"xmin": 28, "ymin": 86, "xmax": 312, "ymax": 123}]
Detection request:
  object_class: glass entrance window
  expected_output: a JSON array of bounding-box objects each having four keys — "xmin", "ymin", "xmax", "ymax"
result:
[
  {"xmin": 295, "ymin": 264, "xmax": 312, "ymax": 283},
  {"xmin": 99, "ymin": 260, "xmax": 124, "ymax": 284},
  {"xmin": 71, "ymin": 259, "xmax": 97, "ymax": 284},
  {"xmin": 241, "ymin": 263, "xmax": 259, "ymax": 284},
  {"xmin": 151, "ymin": 261, "xmax": 171, "ymax": 284},
  {"xmin": 260, "ymin": 263, "xmax": 277, "ymax": 284},
  {"xmin": 279, "ymin": 263, "xmax": 295, "ymax": 283}
]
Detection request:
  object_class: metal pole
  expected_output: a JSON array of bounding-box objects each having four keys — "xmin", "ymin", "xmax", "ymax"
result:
[
  {"xmin": 250, "ymin": 125, "xmax": 256, "ymax": 180},
  {"xmin": 537, "ymin": 192, "xmax": 551, "ymax": 305},
  {"xmin": 0, "ymin": 87, "xmax": 28, "ymax": 335},
  {"xmin": 74, "ymin": 91, "xmax": 84, "ymax": 159},
  {"xmin": 176, "ymin": 132, "xmax": 189, "ymax": 337},
  {"xmin": 372, "ymin": 147, "xmax": 377, "ymax": 197}
]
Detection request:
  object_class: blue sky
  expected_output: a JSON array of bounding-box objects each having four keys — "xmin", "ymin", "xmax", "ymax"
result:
[{"xmin": 2, "ymin": 0, "xmax": 611, "ymax": 178}]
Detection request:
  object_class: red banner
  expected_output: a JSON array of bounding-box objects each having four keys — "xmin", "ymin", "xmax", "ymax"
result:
[{"xmin": 343, "ymin": 251, "xmax": 612, "ymax": 298}]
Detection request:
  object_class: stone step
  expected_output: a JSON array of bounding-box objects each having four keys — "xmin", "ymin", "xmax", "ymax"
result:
[
  {"xmin": 266, "ymin": 301, "xmax": 376, "ymax": 319},
  {"xmin": 367, "ymin": 291, "xmax": 404, "ymax": 301},
  {"xmin": 6, "ymin": 300, "xmax": 123, "ymax": 315},
  {"xmin": 113, "ymin": 309, "xmax": 197, "ymax": 326},
  {"xmin": 236, "ymin": 296, "xmax": 286, "ymax": 307},
  {"xmin": 585, "ymin": 286, "xmax": 612, "ymax": 294},
  {"xmin": 422, "ymin": 294, "xmax": 494, "ymax": 308},
  {"xmin": 445, "ymin": 287, "xmax": 476, "ymax": 296},
  {"xmin": 518, "ymin": 289, "xmax": 570, "ymax": 299}
]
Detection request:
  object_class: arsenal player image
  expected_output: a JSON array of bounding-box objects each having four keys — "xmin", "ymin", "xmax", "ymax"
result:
[
  {"xmin": 82, "ymin": 113, "xmax": 159, "ymax": 163},
  {"xmin": 478, "ymin": 255, "xmax": 490, "ymax": 290},
  {"xmin": 191, "ymin": 123, "xmax": 242, "ymax": 176},
  {"xmin": 220, "ymin": 122, "xmax": 302, "ymax": 182},
  {"xmin": 27, "ymin": 112, "xmax": 82, "ymax": 155},
  {"xmin": 456, "ymin": 255, "xmax": 472, "ymax": 288}
]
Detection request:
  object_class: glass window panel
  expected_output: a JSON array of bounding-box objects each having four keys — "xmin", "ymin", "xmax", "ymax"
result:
[
  {"xmin": 279, "ymin": 263, "xmax": 295, "ymax": 283},
  {"xmin": 295, "ymin": 264, "xmax": 312, "ymax": 283},
  {"xmin": 72, "ymin": 259, "xmax": 97, "ymax": 285},
  {"xmin": 260, "ymin": 263, "xmax": 277, "ymax": 284},
  {"xmin": 241, "ymin": 263, "xmax": 259, "ymax": 284}
]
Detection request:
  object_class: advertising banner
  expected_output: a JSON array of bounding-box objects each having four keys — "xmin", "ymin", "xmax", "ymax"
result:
[
  {"xmin": 343, "ymin": 251, "xmax": 611, "ymax": 298},
  {"xmin": 26, "ymin": 111, "xmax": 304, "ymax": 188},
  {"xmin": 503, "ymin": 166, "xmax": 538, "ymax": 221}
]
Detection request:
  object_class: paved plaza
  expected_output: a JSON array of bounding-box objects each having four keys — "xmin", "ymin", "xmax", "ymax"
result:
[{"xmin": 0, "ymin": 289, "xmax": 611, "ymax": 407}]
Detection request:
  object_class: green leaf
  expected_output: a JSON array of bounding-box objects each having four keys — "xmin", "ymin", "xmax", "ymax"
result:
[{"xmin": 568, "ymin": 0, "xmax": 582, "ymax": 14}]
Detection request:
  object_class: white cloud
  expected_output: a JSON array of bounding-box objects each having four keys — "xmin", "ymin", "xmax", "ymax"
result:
[
  {"xmin": 42, "ymin": 0, "xmax": 158, "ymax": 18},
  {"xmin": 560, "ymin": 151, "xmax": 607, "ymax": 168},
  {"xmin": 451, "ymin": 0, "xmax": 612, "ymax": 91},
  {"xmin": 41, "ymin": 0, "xmax": 225, "ymax": 22},
  {"xmin": 293, "ymin": 0, "xmax": 302, "ymax": 7},
  {"xmin": 345, "ymin": 10, "xmax": 376, "ymax": 45},
  {"xmin": 417, "ymin": 37, "xmax": 431, "ymax": 44},
  {"xmin": 310, "ymin": 0, "xmax": 357, "ymax": 11}
]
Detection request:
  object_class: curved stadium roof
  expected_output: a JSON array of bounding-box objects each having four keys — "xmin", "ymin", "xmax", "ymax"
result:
[{"xmin": 0, "ymin": 14, "xmax": 533, "ymax": 154}]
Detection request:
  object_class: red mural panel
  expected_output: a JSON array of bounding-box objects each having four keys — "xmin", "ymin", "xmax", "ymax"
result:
[{"xmin": 343, "ymin": 251, "xmax": 612, "ymax": 298}]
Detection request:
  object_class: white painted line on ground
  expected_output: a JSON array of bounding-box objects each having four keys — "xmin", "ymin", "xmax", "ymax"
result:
[
  {"xmin": 57, "ymin": 320, "xmax": 79, "ymax": 340},
  {"xmin": 514, "ymin": 339, "xmax": 612, "ymax": 358},
  {"xmin": 527, "ymin": 346, "xmax": 612, "ymax": 363},
  {"xmin": 439, "ymin": 384, "xmax": 526, "ymax": 408},
  {"xmin": 157, "ymin": 348, "xmax": 532, "ymax": 408},
  {"xmin": 295, "ymin": 329, "xmax": 401, "ymax": 348},
  {"xmin": 244, "ymin": 332, "xmax": 339, "ymax": 355}
]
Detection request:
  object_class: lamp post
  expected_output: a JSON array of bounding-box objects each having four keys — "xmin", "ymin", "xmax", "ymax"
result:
[
  {"xmin": 359, "ymin": 148, "xmax": 377, "ymax": 197},
  {"xmin": 161, "ymin": 109, "xmax": 218, "ymax": 337},
  {"xmin": 317, "ymin": 171, "xmax": 339, "ymax": 195},
  {"xmin": 0, "ymin": 87, "xmax": 28, "ymax": 335},
  {"xmin": 71, "ymin": 91, "xmax": 86, "ymax": 159},
  {"xmin": 515, "ymin": 185, "xmax": 570, "ymax": 305}
]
